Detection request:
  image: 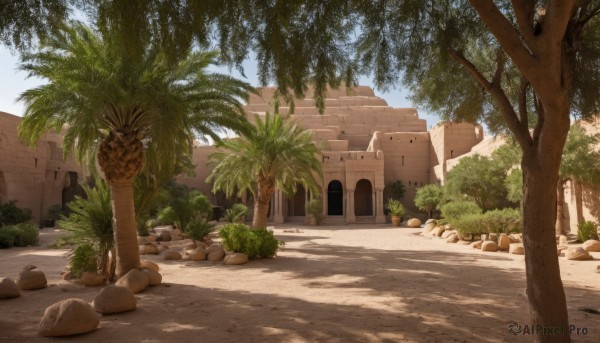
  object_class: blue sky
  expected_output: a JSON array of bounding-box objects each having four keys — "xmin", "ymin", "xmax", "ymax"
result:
[{"xmin": 0, "ymin": 45, "xmax": 440, "ymax": 129}]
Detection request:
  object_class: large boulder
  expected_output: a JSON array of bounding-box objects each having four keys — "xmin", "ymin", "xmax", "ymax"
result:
[
  {"xmin": 162, "ymin": 250, "xmax": 182, "ymax": 261},
  {"xmin": 425, "ymin": 219, "xmax": 437, "ymax": 225},
  {"xmin": 481, "ymin": 241, "xmax": 498, "ymax": 252},
  {"xmin": 207, "ymin": 244, "xmax": 226, "ymax": 262},
  {"xmin": 139, "ymin": 244, "xmax": 159, "ymax": 255},
  {"xmin": 39, "ymin": 298, "xmax": 99, "ymax": 337},
  {"xmin": 421, "ymin": 222, "xmax": 436, "ymax": 235},
  {"xmin": 143, "ymin": 269, "xmax": 162, "ymax": 286},
  {"xmin": 508, "ymin": 233, "xmax": 522, "ymax": 243},
  {"xmin": 509, "ymin": 244, "xmax": 525, "ymax": 255},
  {"xmin": 224, "ymin": 253, "xmax": 249, "ymax": 265},
  {"xmin": 582, "ymin": 240, "xmax": 600, "ymax": 252},
  {"xmin": 115, "ymin": 269, "xmax": 149, "ymax": 294},
  {"xmin": 441, "ymin": 230, "xmax": 454, "ymax": 239},
  {"xmin": 140, "ymin": 259, "xmax": 159, "ymax": 273},
  {"xmin": 498, "ymin": 234, "xmax": 511, "ymax": 251},
  {"xmin": 79, "ymin": 272, "xmax": 106, "ymax": 287},
  {"xmin": 92, "ymin": 285, "xmax": 136, "ymax": 314},
  {"xmin": 159, "ymin": 230, "xmax": 172, "ymax": 242},
  {"xmin": 565, "ymin": 247, "xmax": 593, "ymax": 261},
  {"xmin": 446, "ymin": 234, "xmax": 459, "ymax": 243},
  {"xmin": 407, "ymin": 218, "xmax": 422, "ymax": 228},
  {"xmin": 430, "ymin": 226, "xmax": 445, "ymax": 238},
  {"xmin": 0, "ymin": 277, "xmax": 20, "ymax": 299},
  {"xmin": 16, "ymin": 268, "xmax": 47, "ymax": 290},
  {"xmin": 188, "ymin": 248, "xmax": 207, "ymax": 261}
]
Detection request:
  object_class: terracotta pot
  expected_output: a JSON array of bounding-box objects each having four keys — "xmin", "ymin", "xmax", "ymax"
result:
[{"xmin": 391, "ymin": 216, "xmax": 401, "ymax": 226}]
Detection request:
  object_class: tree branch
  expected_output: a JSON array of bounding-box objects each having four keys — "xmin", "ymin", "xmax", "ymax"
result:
[
  {"xmin": 518, "ymin": 77, "xmax": 529, "ymax": 130},
  {"xmin": 449, "ymin": 49, "xmax": 532, "ymax": 147},
  {"xmin": 532, "ymin": 93, "xmax": 545, "ymax": 144},
  {"xmin": 468, "ymin": 0, "xmax": 536, "ymax": 76},
  {"xmin": 492, "ymin": 49, "xmax": 505, "ymax": 87},
  {"xmin": 511, "ymin": 0, "xmax": 536, "ymax": 43},
  {"xmin": 545, "ymin": 0, "xmax": 578, "ymax": 46}
]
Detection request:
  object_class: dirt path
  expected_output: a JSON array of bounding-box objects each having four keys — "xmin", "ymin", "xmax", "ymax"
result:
[{"xmin": 1, "ymin": 224, "xmax": 599, "ymax": 342}]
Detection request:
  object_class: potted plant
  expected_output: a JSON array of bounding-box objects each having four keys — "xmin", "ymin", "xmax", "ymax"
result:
[{"xmin": 386, "ymin": 199, "xmax": 405, "ymax": 226}]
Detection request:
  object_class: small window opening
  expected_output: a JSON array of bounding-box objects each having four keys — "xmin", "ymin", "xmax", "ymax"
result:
[
  {"xmin": 34, "ymin": 158, "xmax": 38, "ymax": 168},
  {"xmin": 402, "ymin": 156, "xmax": 405, "ymax": 166}
]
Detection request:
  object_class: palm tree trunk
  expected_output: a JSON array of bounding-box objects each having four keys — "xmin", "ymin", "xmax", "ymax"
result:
[
  {"xmin": 555, "ymin": 179, "xmax": 567, "ymax": 237},
  {"xmin": 574, "ymin": 179, "xmax": 584, "ymax": 225},
  {"xmin": 110, "ymin": 180, "xmax": 141, "ymax": 279},
  {"xmin": 252, "ymin": 180, "xmax": 274, "ymax": 229}
]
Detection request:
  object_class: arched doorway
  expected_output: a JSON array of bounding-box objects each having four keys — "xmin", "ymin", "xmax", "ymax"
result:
[
  {"xmin": 355, "ymin": 179, "xmax": 373, "ymax": 216},
  {"xmin": 289, "ymin": 184, "xmax": 306, "ymax": 216},
  {"xmin": 327, "ymin": 180, "xmax": 343, "ymax": 215}
]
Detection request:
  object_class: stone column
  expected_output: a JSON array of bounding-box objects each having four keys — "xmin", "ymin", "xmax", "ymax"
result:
[
  {"xmin": 274, "ymin": 189, "xmax": 284, "ymax": 224},
  {"xmin": 346, "ymin": 188, "xmax": 356, "ymax": 224},
  {"xmin": 375, "ymin": 187, "xmax": 386, "ymax": 224}
]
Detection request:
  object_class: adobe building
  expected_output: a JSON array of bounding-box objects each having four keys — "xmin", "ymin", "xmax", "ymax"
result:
[
  {"xmin": 0, "ymin": 111, "xmax": 83, "ymax": 224},
  {"xmin": 178, "ymin": 85, "xmax": 485, "ymax": 224}
]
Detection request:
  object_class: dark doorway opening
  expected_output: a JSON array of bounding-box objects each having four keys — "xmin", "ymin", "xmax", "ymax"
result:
[
  {"xmin": 355, "ymin": 179, "xmax": 373, "ymax": 216},
  {"xmin": 327, "ymin": 180, "xmax": 343, "ymax": 215}
]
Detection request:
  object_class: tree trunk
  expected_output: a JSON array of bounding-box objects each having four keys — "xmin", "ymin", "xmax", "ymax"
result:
[
  {"xmin": 574, "ymin": 179, "xmax": 584, "ymax": 225},
  {"xmin": 110, "ymin": 180, "xmax": 141, "ymax": 279},
  {"xmin": 522, "ymin": 157, "xmax": 569, "ymax": 343},
  {"xmin": 251, "ymin": 179, "xmax": 274, "ymax": 229},
  {"xmin": 555, "ymin": 179, "xmax": 567, "ymax": 237}
]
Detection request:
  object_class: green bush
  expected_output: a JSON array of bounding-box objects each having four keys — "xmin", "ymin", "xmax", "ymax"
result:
[
  {"xmin": 0, "ymin": 200, "xmax": 32, "ymax": 226},
  {"xmin": 385, "ymin": 199, "xmax": 405, "ymax": 217},
  {"xmin": 12, "ymin": 223, "xmax": 39, "ymax": 247},
  {"xmin": 219, "ymin": 223, "xmax": 284, "ymax": 259},
  {"xmin": 305, "ymin": 198, "xmax": 325, "ymax": 224},
  {"xmin": 452, "ymin": 208, "xmax": 522, "ymax": 236},
  {"xmin": 67, "ymin": 242, "xmax": 98, "ymax": 278},
  {"xmin": 186, "ymin": 218, "xmax": 216, "ymax": 241},
  {"xmin": 0, "ymin": 226, "xmax": 18, "ymax": 248},
  {"xmin": 577, "ymin": 221, "xmax": 599, "ymax": 242},
  {"xmin": 440, "ymin": 201, "xmax": 482, "ymax": 222}
]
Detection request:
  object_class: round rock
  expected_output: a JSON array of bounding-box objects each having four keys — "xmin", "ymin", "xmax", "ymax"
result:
[
  {"xmin": 39, "ymin": 298, "xmax": 99, "ymax": 337},
  {"xmin": 143, "ymin": 269, "xmax": 162, "ymax": 286},
  {"xmin": 582, "ymin": 240, "xmax": 600, "ymax": 252},
  {"xmin": 16, "ymin": 269, "xmax": 47, "ymax": 290},
  {"xmin": 481, "ymin": 241, "xmax": 498, "ymax": 252},
  {"xmin": 162, "ymin": 250, "xmax": 182, "ymax": 260},
  {"xmin": 407, "ymin": 218, "xmax": 422, "ymax": 228},
  {"xmin": 0, "ymin": 277, "xmax": 21, "ymax": 299},
  {"xmin": 565, "ymin": 247, "xmax": 593, "ymax": 261},
  {"xmin": 224, "ymin": 253, "xmax": 249, "ymax": 265},
  {"xmin": 207, "ymin": 244, "xmax": 225, "ymax": 262},
  {"xmin": 140, "ymin": 259, "xmax": 159, "ymax": 272},
  {"xmin": 92, "ymin": 285, "xmax": 136, "ymax": 314},
  {"xmin": 79, "ymin": 272, "xmax": 106, "ymax": 287},
  {"xmin": 115, "ymin": 269, "xmax": 150, "ymax": 294}
]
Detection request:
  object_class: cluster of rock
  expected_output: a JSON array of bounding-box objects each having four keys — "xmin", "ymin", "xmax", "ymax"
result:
[
  {"xmin": 0, "ymin": 265, "xmax": 48, "ymax": 299},
  {"xmin": 138, "ymin": 225, "xmax": 249, "ymax": 266},
  {"xmin": 418, "ymin": 220, "xmax": 598, "ymax": 263},
  {"xmin": 420, "ymin": 220, "xmax": 525, "ymax": 255},
  {"xmin": 38, "ymin": 259, "xmax": 163, "ymax": 337},
  {"xmin": 558, "ymin": 236, "xmax": 599, "ymax": 261}
]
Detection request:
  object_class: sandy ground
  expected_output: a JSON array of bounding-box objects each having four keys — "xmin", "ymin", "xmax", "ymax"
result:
[{"xmin": 0, "ymin": 224, "xmax": 599, "ymax": 343}]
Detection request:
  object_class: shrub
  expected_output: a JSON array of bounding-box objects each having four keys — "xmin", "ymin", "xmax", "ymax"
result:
[
  {"xmin": 186, "ymin": 218, "xmax": 216, "ymax": 241},
  {"xmin": 0, "ymin": 226, "xmax": 18, "ymax": 248},
  {"xmin": 305, "ymin": 198, "xmax": 325, "ymax": 224},
  {"xmin": 219, "ymin": 223, "xmax": 284, "ymax": 259},
  {"xmin": 224, "ymin": 203, "xmax": 248, "ymax": 223},
  {"xmin": 67, "ymin": 242, "xmax": 98, "ymax": 278},
  {"xmin": 440, "ymin": 201, "xmax": 482, "ymax": 222},
  {"xmin": 12, "ymin": 223, "xmax": 39, "ymax": 247},
  {"xmin": 157, "ymin": 206, "xmax": 177, "ymax": 225},
  {"xmin": 452, "ymin": 208, "xmax": 522, "ymax": 236},
  {"xmin": 0, "ymin": 200, "xmax": 32, "ymax": 226},
  {"xmin": 577, "ymin": 221, "xmax": 599, "ymax": 242}
]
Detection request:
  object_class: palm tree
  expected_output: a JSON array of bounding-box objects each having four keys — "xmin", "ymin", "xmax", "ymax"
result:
[
  {"xmin": 17, "ymin": 22, "xmax": 253, "ymax": 278},
  {"xmin": 207, "ymin": 113, "xmax": 322, "ymax": 228}
]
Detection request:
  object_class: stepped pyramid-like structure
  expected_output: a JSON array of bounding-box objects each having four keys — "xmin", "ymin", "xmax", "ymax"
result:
[{"xmin": 179, "ymin": 85, "xmax": 484, "ymax": 224}]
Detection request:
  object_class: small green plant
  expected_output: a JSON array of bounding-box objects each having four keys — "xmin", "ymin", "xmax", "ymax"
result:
[
  {"xmin": 0, "ymin": 226, "xmax": 18, "ymax": 248},
  {"xmin": 67, "ymin": 242, "xmax": 98, "ymax": 278},
  {"xmin": 12, "ymin": 223, "xmax": 40, "ymax": 246},
  {"xmin": 386, "ymin": 199, "xmax": 405, "ymax": 217},
  {"xmin": 305, "ymin": 198, "xmax": 325, "ymax": 225},
  {"xmin": 440, "ymin": 201, "xmax": 482, "ymax": 222},
  {"xmin": 577, "ymin": 221, "xmax": 599, "ymax": 242},
  {"xmin": 224, "ymin": 203, "xmax": 248, "ymax": 223},
  {"xmin": 0, "ymin": 200, "xmax": 32, "ymax": 226},
  {"xmin": 452, "ymin": 208, "xmax": 522, "ymax": 236},
  {"xmin": 186, "ymin": 218, "xmax": 216, "ymax": 242},
  {"xmin": 219, "ymin": 223, "xmax": 284, "ymax": 259}
]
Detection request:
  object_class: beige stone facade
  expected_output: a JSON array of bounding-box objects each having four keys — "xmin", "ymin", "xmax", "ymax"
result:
[
  {"xmin": 180, "ymin": 86, "xmax": 484, "ymax": 224},
  {"xmin": 0, "ymin": 111, "xmax": 82, "ymax": 224}
]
